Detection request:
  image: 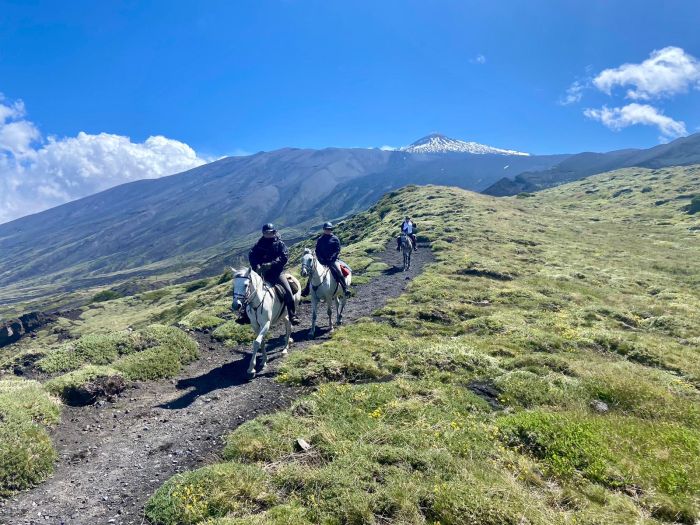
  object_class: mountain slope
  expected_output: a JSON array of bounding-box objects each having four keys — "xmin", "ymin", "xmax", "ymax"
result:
[
  {"xmin": 484, "ymin": 132, "xmax": 700, "ymax": 196},
  {"xmin": 0, "ymin": 145, "xmax": 565, "ymax": 307}
]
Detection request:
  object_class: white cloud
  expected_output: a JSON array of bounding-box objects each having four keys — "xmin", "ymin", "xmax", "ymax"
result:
[
  {"xmin": 470, "ymin": 54, "xmax": 486, "ymax": 64},
  {"xmin": 379, "ymin": 145, "xmax": 397, "ymax": 151},
  {"xmin": 584, "ymin": 103, "xmax": 687, "ymax": 140},
  {"xmin": 0, "ymin": 94, "xmax": 207, "ymax": 224},
  {"xmin": 593, "ymin": 46, "xmax": 700, "ymax": 100},
  {"xmin": 559, "ymin": 80, "xmax": 586, "ymax": 105}
]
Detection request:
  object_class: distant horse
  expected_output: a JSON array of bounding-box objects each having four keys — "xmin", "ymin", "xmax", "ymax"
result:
[
  {"xmin": 231, "ymin": 267, "xmax": 300, "ymax": 379},
  {"xmin": 400, "ymin": 233, "xmax": 413, "ymax": 271},
  {"xmin": 300, "ymin": 249, "xmax": 351, "ymax": 338}
]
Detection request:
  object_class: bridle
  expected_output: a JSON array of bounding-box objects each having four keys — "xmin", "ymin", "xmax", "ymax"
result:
[
  {"xmin": 302, "ymin": 252, "xmax": 339, "ymax": 295},
  {"xmin": 303, "ymin": 253, "xmax": 330, "ymax": 283},
  {"xmin": 234, "ymin": 272, "xmax": 270, "ymax": 310}
]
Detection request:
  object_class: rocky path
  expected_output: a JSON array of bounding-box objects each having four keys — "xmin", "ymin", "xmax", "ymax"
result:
[{"xmin": 0, "ymin": 242, "xmax": 433, "ymax": 525}]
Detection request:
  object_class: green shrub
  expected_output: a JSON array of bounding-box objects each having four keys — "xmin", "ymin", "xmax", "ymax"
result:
[
  {"xmin": 0, "ymin": 416, "xmax": 56, "ymax": 496},
  {"xmin": 499, "ymin": 409, "xmax": 700, "ymax": 519},
  {"xmin": 91, "ymin": 289, "xmax": 122, "ymax": 303},
  {"xmin": 0, "ymin": 378, "xmax": 61, "ymax": 425},
  {"xmin": 146, "ymin": 463, "xmax": 276, "ymax": 525},
  {"xmin": 113, "ymin": 325, "xmax": 198, "ymax": 380},
  {"xmin": 185, "ymin": 279, "xmax": 210, "ymax": 293},
  {"xmin": 114, "ymin": 346, "xmax": 183, "ymax": 380},
  {"xmin": 0, "ymin": 378, "xmax": 60, "ymax": 496},
  {"xmin": 37, "ymin": 331, "xmax": 144, "ymax": 373},
  {"xmin": 179, "ymin": 311, "xmax": 226, "ymax": 330},
  {"xmin": 212, "ymin": 321, "xmax": 255, "ymax": 346},
  {"xmin": 499, "ymin": 410, "xmax": 611, "ymax": 483}
]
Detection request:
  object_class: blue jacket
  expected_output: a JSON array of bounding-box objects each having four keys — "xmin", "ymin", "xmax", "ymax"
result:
[{"xmin": 315, "ymin": 234, "xmax": 341, "ymax": 264}]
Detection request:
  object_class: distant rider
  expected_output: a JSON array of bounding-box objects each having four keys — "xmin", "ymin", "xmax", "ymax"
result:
[
  {"xmin": 238, "ymin": 223, "xmax": 300, "ymax": 326},
  {"xmin": 396, "ymin": 216, "xmax": 418, "ymax": 251},
  {"xmin": 301, "ymin": 222, "xmax": 350, "ymax": 298}
]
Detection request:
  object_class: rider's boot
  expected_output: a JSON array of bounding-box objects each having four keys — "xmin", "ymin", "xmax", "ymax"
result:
[
  {"xmin": 301, "ymin": 279, "xmax": 310, "ymax": 297},
  {"xmin": 396, "ymin": 237, "xmax": 401, "ymax": 251},
  {"xmin": 286, "ymin": 295, "xmax": 300, "ymax": 325}
]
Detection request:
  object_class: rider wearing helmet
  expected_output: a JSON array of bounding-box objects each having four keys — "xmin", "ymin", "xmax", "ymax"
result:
[
  {"xmin": 301, "ymin": 221, "xmax": 350, "ymax": 298},
  {"xmin": 241, "ymin": 223, "xmax": 300, "ymax": 325},
  {"xmin": 396, "ymin": 216, "xmax": 418, "ymax": 251}
]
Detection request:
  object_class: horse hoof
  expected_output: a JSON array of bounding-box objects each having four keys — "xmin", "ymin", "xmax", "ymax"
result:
[
  {"xmin": 247, "ymin": 370, "xmax": 256, "ymax": 380},
  {"xmin": 281, "ymin": 348, "xmax": 289, "ymax": 355},
  {"xmin": 288, "ymin": 337, "xmax": 294, "ymax": 344},
  {"xmin": 308, "ymin": 330, "xmax": 315, "ymax": 339}
]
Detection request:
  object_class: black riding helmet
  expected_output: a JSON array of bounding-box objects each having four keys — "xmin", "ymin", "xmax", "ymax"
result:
[
  {"xmin": 322, "ymin": 221, "xmax": 334, "ymax": 230},
  {"xmin": 262, "ymin": 223, "xmax": 276, "ymax": 233}
]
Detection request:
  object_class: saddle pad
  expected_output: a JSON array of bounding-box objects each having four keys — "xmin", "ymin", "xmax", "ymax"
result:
[{"xmin": 338, "ymin": 259, "xmax": 352, "ymax": 277}]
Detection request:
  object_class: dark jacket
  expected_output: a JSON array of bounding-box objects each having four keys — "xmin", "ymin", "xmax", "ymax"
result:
[
  {"xmin": 249, "ymin": 235, "xmax": 289, "ymax": 276},
  {"xmin": 315, "ymin": 233, "xmax": 341, "ymax": 264}
]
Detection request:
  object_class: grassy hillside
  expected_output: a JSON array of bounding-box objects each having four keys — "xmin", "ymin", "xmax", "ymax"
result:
[{"xmin": 145, "ymin": 165, "xmax": 700, "ymax": 524}]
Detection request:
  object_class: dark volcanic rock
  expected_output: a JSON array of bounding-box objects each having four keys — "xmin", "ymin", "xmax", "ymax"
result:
[
  {"xmin": 62, "ymin": 375, "xmax": 127, "ymax": 406},
  {"xmin": 0, "ymin": 311, "xmax": 57, "ymax": 348}
]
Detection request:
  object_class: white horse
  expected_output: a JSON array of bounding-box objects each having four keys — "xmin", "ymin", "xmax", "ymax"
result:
[
  {"xmin": 400, "ymin": 233, "xmax": 413, "ymax": 271},
  {"xmin": 300, "ymin": 249, "xmax": 351, "ymax": 338},
  {"xmin": 231, "ymin": 267, "xmax": 301, "ymax": 379}
]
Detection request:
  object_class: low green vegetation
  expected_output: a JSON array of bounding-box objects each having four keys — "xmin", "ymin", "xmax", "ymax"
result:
[
  {"xmin": 37, "ymin": 325, "xmax": 198, "ymax": 400},
  {"xmin": 147, "ymin": 165, "xmax": 700, "ymax": 524},
  {"xmin": 0, "ymin": 378, "xmax": 60, "ymax": 496},
  {"xmin": 212, "ymin": 321, "xmax": 256, "ymax": 346},
  {"xmin": 91, "ymin": 289, "xmax": 123, "ymax": 303}
]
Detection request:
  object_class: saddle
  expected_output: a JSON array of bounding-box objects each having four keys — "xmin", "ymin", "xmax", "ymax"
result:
[{"xmin": 271, "ymin": 273, "xmax": 299, "ymax": 301}]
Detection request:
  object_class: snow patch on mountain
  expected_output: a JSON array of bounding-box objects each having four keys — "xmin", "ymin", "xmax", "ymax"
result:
[{"xmin": 402, "ymin": 134, "xmax": 529, "ymax": 156}]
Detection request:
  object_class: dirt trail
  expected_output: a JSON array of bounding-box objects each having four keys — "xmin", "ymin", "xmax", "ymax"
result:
[{"xmin": 1, "ymin": 242, "xmax": 433, "ymax": 525}]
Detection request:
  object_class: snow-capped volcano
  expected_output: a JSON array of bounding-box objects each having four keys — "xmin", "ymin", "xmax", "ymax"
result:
[{"xmin": 402, "ymin": 133, "xmax": 529, "ymax": 156}]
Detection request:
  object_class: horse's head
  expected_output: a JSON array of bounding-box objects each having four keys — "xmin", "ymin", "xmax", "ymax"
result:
[
  {"xmin": 300, "ymin": 248, "xmax": 313, "ymax": 277},
  {"xmin": 231, "ymin": 267, "xmax": 252, "ymax": 311}
]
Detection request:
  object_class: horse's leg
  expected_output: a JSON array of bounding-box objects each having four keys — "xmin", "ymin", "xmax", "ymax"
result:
[
  {"xmin": 248, "ymin": 320, "xmax": 270, "ymax": 379},
  {"xmin": 282, "ymin": 314, "xmax": 291, "ymax": 355},
  {"xmin": 337, "ymin": 294, "xmax": 346, "ymax": 325},
  {"xmin": 335, "ymin": 295, "xmax": 342, "ymax": 325},
  {"xmin": 309, "ymin": 295, "xmax": 318, "ymax": 338},
  {"xmin": 327, "ymin": 296, "xmax": 333, "ymax": 333}
]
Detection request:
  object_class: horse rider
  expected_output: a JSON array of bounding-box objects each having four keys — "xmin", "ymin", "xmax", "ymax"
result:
[
  {"xmin": 237, "ymin": 223, "xmax": 300, "ymax": 326},
  {"xmin": 301, "ymin": 221, "xmax": 351, "ymax": 298},
  {"xmin": 396, "ymin": 215, "xmax": 418, "ymax": 251}
]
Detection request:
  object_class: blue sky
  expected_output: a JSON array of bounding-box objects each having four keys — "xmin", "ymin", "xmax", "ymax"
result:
[{"xmin": 1, "ymin": 0, "xmax": 700, "ymax": 222}]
